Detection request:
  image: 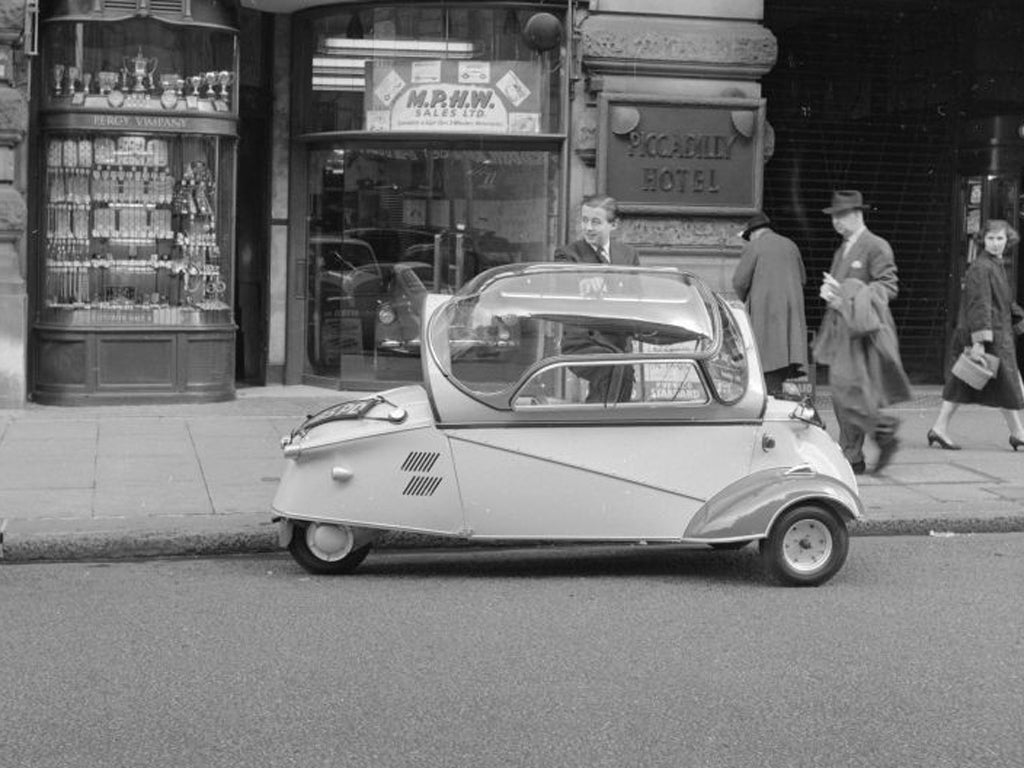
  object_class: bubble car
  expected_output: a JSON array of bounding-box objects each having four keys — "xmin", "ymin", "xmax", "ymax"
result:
[{"xmin": 273, "ymin": 263, "xmax": 861, "ymax": 586}]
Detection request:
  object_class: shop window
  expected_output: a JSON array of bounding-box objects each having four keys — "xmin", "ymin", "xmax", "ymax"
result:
[
  {"xmin": 294, "ymin": 3, "xmax": 566, "ymax": 389},
  {"xmin": 34, "ymin": 6, "xmax": 238, "ymax": 404},
  {"xmin": 304, "ymin": 145, "xmax": 561, "ymax": 384}
]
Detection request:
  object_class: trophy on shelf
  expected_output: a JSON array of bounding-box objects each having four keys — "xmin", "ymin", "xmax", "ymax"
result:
[
  {"xmin": 97, "ymin": 71, "xmax": 118, "ymax": 96},
  {"xmin": 52, "ymin": 64, "xmax": 65, "ymax": 97},
  {"xmin": 213, "ymin": 71, "xmax": 232, "ymax": 111},
  {"xmin": 203, "ymin": 71, "xmax": 217, "ymax": 100},
  {"xmin": 125, "ymin": 48, "xmax": 158, "ymax": 93},
  {"xmin": 186, "ymin": 75, "xmax": 202, "ymax": 109},
  {"xmin": 160, "ymin": 74, "xmax": 180, "ymax": 110},
  {"xmin": 102, "ymin": 67, "xmax": 126, "ymax": 108},
  {"xmin": 68, "ymin": 66, "xmax": 86, "ymax": 105}
]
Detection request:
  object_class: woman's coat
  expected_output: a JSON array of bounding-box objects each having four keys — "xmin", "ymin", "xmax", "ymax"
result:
[{"xmin": 945, "ymin": 252, "xmax": 1024, "ymax": 409}]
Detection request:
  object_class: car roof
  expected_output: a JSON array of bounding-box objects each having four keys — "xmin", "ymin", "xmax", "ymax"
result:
[{"xmin": 456, "ymin": 262, "xmax": 718, "ymax": 345}]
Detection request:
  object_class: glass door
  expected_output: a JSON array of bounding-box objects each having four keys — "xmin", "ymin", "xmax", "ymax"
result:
[
  {"xmin": 303, "ymin": 143, "xmax": 561, "ymax": 387},
  {"xmin": 959, "ymin": 174, "xmax": 1019, "ymax": 296}
]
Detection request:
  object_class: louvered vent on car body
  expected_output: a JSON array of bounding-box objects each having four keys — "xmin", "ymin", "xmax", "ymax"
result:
[
  {"xmin": 150, "ymin": 0, "xmax": 184, "ymax": 12},
  {"xmin": 402, "ymin": 476, "xmax": 443, "ymax": 497},
  {"xmin": 401, "ymin": 451, "xmax": 440, "ymax": 473},
  {"xmin": 105, "ymin": 1, "xmax": 186, "ymax": 16}
]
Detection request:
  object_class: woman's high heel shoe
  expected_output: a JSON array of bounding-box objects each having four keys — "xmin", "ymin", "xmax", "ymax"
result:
[
  {"xmin": 1010, "ymin": 435, "xmax": 1024, "ymax": 452},
  {"xmin": 927, "ymin": 429, "xmax": 961, "ymax": 450}
]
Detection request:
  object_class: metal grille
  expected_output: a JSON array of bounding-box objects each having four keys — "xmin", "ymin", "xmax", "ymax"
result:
[
  {"xmin": 402, "ymin": 476, "xmax": 443, "ymax": 497},
  {"xmin": 761, "ymin": 0, "xmax": 974, "ymax": 383},
  {"xmin": 103, "ymin": 1, "xmax": 185, "ymax": 16},
  {"xmin": 149, "ymin": 0, "xmax": 184, "ymax": 15},
  {"xmin": 401, "ymin": 451, "xmax": 440, "ymax": 472}
]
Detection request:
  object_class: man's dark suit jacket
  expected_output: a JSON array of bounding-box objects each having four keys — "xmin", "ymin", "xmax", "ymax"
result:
[
  {"xmin": 553, "ymin": 238, "xmax": 641, "ymax": 268},
  {"xmin": 553, "ymin": 238, "xmax": 641, "ymax": 355}
]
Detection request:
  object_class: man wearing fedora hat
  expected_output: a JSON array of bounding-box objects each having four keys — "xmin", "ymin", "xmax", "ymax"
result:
[
  {"xmin": 732, "ymin": 211, "xmax": 808, "ymax": 395},
  {"xmin": 813, "ymin": 190, "xmax": 912, "ymax": 475}
]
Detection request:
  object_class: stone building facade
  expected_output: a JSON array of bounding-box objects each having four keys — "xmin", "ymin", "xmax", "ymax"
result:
[
  {"xmin": 10, "ymin": 0, "xmax": 1020, "ymax": 402},
  {"xmin": 0, "ymin": 0, "xmax": 28, "ymax": 408}
]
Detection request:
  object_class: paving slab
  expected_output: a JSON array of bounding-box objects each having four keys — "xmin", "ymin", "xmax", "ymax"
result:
[
  {"xmin": 877, "ymin": 462, "xmax": 991, "ymax": 484},
  {"xmin": 0, "ymin": 488, "xmax": 95, "ymax": 520}
]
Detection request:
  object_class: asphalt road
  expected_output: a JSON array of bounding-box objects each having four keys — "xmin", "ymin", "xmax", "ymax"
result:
[{"xmin": 3, "ymin": 535, "xmax": 1023, "ymax": 768}]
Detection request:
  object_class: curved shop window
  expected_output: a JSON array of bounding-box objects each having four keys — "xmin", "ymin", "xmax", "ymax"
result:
[{"xmin": 293, "ymin": 3, "xmax": 567, "ymax": 388}]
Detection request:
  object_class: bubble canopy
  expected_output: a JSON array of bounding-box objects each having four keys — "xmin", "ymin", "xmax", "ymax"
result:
[{"xmin": 426, "ymin": 264, "xmax": 746, "ymax": 408}]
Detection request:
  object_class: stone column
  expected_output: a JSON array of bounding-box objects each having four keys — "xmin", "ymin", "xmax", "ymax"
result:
[
  {"xmin": 0, "ymin": 0, "xmax": 27, "ymax": 408},
  {"xmin": 575, "ymin": 0, "xmax": 776, "ymax": 292},
  {"xmin": 268, "ymin": 13, "xmax": 290, "ymax": 385}
]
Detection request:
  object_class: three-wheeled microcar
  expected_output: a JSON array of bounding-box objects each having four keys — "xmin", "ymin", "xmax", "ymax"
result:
[{"xmin": 273, "ymin": 264, "xmax": 862, "ymax": 586}]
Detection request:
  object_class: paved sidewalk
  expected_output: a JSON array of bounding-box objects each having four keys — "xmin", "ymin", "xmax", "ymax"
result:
[{"xmin": 1, "ymin": 385, "xmax": 1022, "ymax": 563}]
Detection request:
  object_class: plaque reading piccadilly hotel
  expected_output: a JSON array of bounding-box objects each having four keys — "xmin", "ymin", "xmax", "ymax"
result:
[
  {"xmin": 365, "ymin": 60, "xmax": 543, "ymax": 134},
  {"xmin": 598, "ymin": 95, "xmax": 766, "ymax": 215}
]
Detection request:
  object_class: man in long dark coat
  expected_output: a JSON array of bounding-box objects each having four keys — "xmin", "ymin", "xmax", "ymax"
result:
[
  {"xmin": 813, "ymin": 190, "xmax": 912, "ymax": 475},
  {"xmin": 732, "ymin": 212, "xmax": 808, "ymax": 395}
]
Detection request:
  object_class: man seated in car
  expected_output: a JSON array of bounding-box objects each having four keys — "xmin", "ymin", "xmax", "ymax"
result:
[{"xmin": 554, "ymin": 195, "xmax": 641, "ymax": 403}]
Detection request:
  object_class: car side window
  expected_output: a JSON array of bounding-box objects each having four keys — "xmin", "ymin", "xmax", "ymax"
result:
[
  {"xmin": 514, "ymin": 360, "xmax": 709, "ymax": 408},
  {"xmin": 704, "ymin": 299, "xmax": 748, "ymax": 404}
]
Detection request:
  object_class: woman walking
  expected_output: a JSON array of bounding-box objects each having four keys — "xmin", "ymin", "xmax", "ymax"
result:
[{"xmin": 928, "ymin": 219, "xmax": 1024, "ymax": 451}]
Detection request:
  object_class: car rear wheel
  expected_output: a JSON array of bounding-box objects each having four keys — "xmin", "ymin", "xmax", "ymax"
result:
[
  {"xmin": 760, "ymin": 505, "xmax": 848, "ymax": 587},
  {"xmin": 288, "ymin": 522, "xmax": 372, "ymax": 575}
]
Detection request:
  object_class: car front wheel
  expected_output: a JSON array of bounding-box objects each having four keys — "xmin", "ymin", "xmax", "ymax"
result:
[
  {"xmin": 760, "ymin": 505, "xmax": 849, "ymax": 587},
  {"xmin": 288, "ymin": 522, "xmax": 372, "ymax": 575}
]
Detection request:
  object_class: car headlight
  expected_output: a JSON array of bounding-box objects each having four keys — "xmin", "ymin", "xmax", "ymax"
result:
[
  {"xmin": 377, "ymin": 303, "xmax": 397, "ymax": 325},
  {"xmin": 790, "ymin": 401, "xmax": 825, "ymax": 429}
]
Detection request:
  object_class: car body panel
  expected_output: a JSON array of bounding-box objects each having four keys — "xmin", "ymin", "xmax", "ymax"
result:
[
  {"xmin": 683, "ymin": 469, "xmax": 862, "ymax": 541},
  {"xmin": 272, "ymin": 387, "xmax": 466, "ymax": 535},
  {"xmin": 446, "ymin": 423, "xmax": 755, "ymax": 539}
]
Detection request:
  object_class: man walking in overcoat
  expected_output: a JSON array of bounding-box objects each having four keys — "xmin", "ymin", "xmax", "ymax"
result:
[
  {"xmin": 813, "ymin": 190, "xmax": 912, "ymax": 475},
  {"xmin": 732, "ymin": 211, "xmax": 808, "ymax": 395}
]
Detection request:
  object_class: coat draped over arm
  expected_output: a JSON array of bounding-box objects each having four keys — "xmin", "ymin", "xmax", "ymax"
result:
[{"xmin": 813, "ymin": 278, "xmax": 912, "ymax": 429}]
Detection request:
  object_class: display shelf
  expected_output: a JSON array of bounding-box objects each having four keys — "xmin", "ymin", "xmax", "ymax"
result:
[{"xmin": 42, "ymin": 17, "xmax": 237, "ymax": 119}]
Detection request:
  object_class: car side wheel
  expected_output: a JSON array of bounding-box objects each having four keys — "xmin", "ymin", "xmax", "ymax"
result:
[
  {"xmin": 760, "ymin": 505, "xmax": 849, "ymax": 587},
  {"xmin": 288, "ymin": 522, "xmax": 372, "ymax": 576}
]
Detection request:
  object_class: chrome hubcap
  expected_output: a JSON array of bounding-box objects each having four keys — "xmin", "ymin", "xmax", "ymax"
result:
[
  {"xmin": 781, "ymin": 518, "xmax": 833, "ymax": 573},
  {"xmin": 306, "ymin": 523, "xmax": 355, "ymax": 562}
]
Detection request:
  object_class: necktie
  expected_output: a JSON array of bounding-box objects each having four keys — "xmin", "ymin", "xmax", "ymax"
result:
[{"xmin": 599, "ymin": 246, "xmax": 609, "ymax": 263}]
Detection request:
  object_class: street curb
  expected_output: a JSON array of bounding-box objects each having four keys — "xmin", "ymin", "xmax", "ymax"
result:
[
  {"xmin": 4, "ymin": 516, "xmax": 1024, "ymax": 564},
  {"xmin": 851, "ymin": 517, "xmax": 1024, "ymax": 537}
]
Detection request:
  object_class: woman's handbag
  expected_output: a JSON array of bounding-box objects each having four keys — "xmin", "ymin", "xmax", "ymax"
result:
[{"xmin": 951, "ymin": 348, "xmax": 1001, "ymax": 390}]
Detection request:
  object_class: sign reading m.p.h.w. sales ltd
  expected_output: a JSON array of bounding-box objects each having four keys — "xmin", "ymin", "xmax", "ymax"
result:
[{"xmin": 365, "ymin": 59, "xmax": 543, "ymax": 135}]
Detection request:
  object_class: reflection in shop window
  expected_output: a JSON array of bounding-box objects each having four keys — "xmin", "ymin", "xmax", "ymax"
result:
[{"xmin": 304, "ymin": 146, "xmax": 561, "ymax": 384}]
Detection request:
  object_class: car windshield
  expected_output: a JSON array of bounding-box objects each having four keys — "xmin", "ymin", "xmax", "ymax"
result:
[{"xmin": 426, "ymin": 264, "xmax": 730, "ymax": 407}]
